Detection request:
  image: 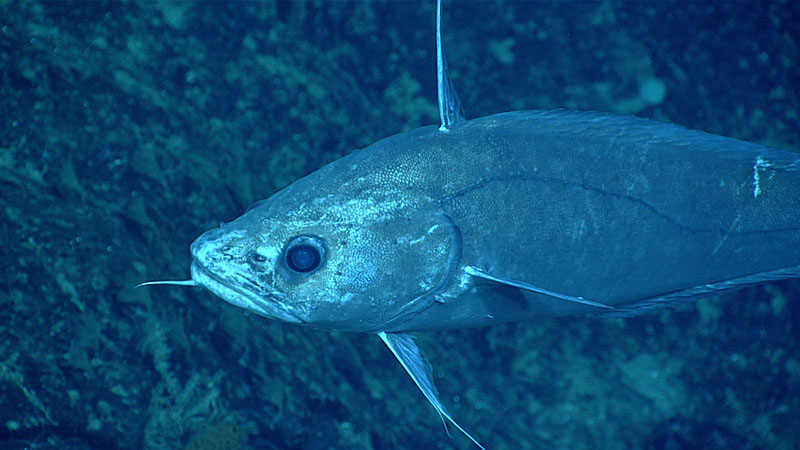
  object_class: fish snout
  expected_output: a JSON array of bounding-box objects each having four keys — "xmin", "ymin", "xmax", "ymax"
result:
[{"xmin": 190, "ymin": 227, "xmax": 250, "ymax": 266}]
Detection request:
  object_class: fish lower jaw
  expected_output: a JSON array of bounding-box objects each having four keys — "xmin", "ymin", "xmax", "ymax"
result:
[{"xmin": 189, "ymin": 262, "xmax": 303, "ymax": 324}]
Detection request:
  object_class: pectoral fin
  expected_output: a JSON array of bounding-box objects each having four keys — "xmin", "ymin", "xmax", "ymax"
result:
[
  {"xmin": 464, "ymin": 266, "xmax": 614, "ymax": 310},
  {"xmin": 377, "ymin": 332, "xmax": 485, "ymax": 450},
  {"xmin": 602, "ymin": 265, "xmax": 800, "ymax": 317}
]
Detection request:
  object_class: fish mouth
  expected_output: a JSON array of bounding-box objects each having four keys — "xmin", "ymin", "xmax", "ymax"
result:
[{"xmin": 190, "ymin": 261, "xmax": 303, "ymax": 324}]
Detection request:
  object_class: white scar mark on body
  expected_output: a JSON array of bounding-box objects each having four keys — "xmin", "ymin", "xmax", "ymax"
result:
[{"xmin": 752, "ymin": 156, "xmax": 773, "ymax": 198}]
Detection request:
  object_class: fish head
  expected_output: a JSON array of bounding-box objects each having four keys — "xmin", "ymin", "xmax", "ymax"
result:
[{"xmin": 189, "ymin": 155, "xmax": 461, "ymax": 332}]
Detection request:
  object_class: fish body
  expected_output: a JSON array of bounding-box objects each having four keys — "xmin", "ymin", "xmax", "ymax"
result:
[
  {"xmin": 190, "ymin": 110, "xmax": 800, "ymax": 333},
  {"xmin": 141, "ymin": 3, "xmax": 800, "ymax": 447}
]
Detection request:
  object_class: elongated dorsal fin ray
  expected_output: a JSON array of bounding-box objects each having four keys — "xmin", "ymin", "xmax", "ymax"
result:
[
  {"xmin": 464, "ymin": 266, "xmax": 614, "ymax": 310},
  {"xmin": 377, "ymin": 332, "xmax": 486, "ymax": 450},
  {"xmin": 436, "ymin": 0, "xmax": 465, "ymax": 132},
  {"xmin": 135, "ymin": 279, "xmax": 197, "ymax": 288}
]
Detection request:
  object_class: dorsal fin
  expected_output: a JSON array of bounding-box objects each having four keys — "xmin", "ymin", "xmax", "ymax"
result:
[{"xmin": 436, "ymin": 0, "xmax": 465, "ymax": 132}]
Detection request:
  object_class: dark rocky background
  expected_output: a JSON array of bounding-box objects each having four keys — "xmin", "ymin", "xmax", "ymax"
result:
[{"xmin": 2, "ymin": 1, "xmax": 799, "ymax": 449}]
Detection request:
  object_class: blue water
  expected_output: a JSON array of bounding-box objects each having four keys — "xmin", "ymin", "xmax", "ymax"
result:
[{"xmin": 1, "ymin": 2, "xmax": 798, "ymax": 449}]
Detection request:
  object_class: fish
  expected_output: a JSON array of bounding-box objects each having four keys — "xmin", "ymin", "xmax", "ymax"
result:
[{"xmin": 140, "ymin": 1, "xmax": 800, "ymax": 448}]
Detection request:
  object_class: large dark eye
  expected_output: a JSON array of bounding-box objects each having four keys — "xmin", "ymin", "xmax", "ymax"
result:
[
  {"xmin": 282, "ymin": 235, "xmax": 326, "ymax": 275},
  {"xmin": 286, "ymin": 245, "xmax": 320, "ymax": 272}
]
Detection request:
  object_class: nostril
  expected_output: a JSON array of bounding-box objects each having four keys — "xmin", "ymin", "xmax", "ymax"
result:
[{"xmin": 248, "ymin": 252, "xmax": 267, "ymax": 263}]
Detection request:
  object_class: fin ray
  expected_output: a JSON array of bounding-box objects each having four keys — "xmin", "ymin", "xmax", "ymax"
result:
[
  {"xmin": 436, "ymin": 0, "xmax": 465, "ymax": 131},
  {"xmin": 464, "ymin": 266, "xmax": 614, "ymax": 309},
  {"xmin": 603, "ymin": 265, "xmax": 800, "ymax": 317},
  {"xmin": 377, "ymin": 332, "xmax": 485, "ymax": 449}
]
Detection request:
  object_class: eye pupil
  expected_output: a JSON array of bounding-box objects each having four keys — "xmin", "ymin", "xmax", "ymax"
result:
[{"xmin": 287, "ymin": 245, "xmax": 320, "ymax": 273}]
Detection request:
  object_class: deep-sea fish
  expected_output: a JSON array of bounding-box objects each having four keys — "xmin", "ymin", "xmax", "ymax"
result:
[{"xmin": 141, "ymin": 2, "xmax": 800, "ymax": 448}]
